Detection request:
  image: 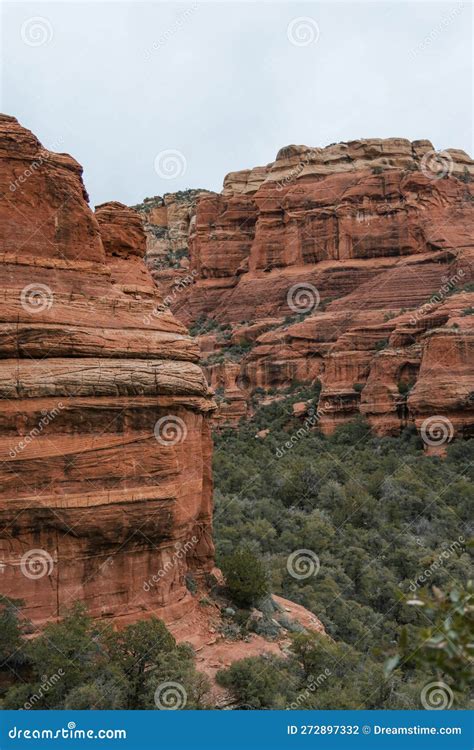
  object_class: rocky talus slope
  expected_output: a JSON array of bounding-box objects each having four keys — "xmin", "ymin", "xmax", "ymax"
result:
[
  {"xmin": 140, "ymin": 139, "xmax": 474, "ymax": 442},
  {"xmin": 0, "ymin": 116, "xmax": 216, "ymax": 626}
]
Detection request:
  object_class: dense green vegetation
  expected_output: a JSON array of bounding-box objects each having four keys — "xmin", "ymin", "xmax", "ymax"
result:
[
  {"xmin": 216, "ymin": 629, "xmax": 422, "ymax": 709},
  {"xmin": 189, "ymin": 316, "xmax": 230, "ymax": 337},
  {"xmin": 213, "ymin": 388, "xmax": 473, "ymax": 708},
  {"xmin": 0, "ymin": 603, "xmax": 210, "ymax": 710},
  {"xmin": 1, "ymin": 387, "xmax": 472, "ymax": 711},
  {"xmin": 204, "ymin": 342, "xmax": 253, "ymax": 366}
]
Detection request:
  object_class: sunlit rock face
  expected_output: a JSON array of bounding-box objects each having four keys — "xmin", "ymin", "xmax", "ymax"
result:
[
  {"xmin": 143, "ymin": 138, "xmax": 474, "ymax": 439},
  {"xmin": 0, "ymin": 115, "xmax": 215, "ymax": 626}
]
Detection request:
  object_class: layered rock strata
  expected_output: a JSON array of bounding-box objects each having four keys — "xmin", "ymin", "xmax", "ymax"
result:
[
  {"xmin": 143, "ymin": 138, "xmax": 474, "ymax": 438},
  {"xmin": 0, "ymin": 115, "xmax": 215, "ymax": 627},
  {"xmin": 133, "ymin": 190, "xmax": 209, "ymax": 289}
]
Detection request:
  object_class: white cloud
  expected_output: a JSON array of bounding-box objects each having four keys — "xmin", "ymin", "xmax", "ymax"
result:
[{"xmin": 2, "ymin": 1, "xmax": 472, "ymax": 205}]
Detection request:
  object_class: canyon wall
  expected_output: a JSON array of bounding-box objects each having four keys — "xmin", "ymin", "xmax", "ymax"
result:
[
  {"xmin": 0, "ymin": 115, "xmax": 215, "ymax": 627},
  {"xmin": 141, "ymin": 139, "xmax": 474, "ymax": 442}
]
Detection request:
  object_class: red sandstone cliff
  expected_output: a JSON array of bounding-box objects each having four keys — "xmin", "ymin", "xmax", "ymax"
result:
[
  {"xmin": 141, "ymin": 139, "xmax": 474, "ymax": 442},
  {"xmin": 0, "ymin": 115, "xmax": 216, "ymax": 627}
]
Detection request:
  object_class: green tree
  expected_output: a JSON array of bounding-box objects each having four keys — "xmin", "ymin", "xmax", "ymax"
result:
[
  {"xmin": 64, "ymin": 665, "xmax": 128, "ymax": 709},
  {"xmin": 2, "ymin": 603, "xmax": 106, "ymax": 709},
  {"xmin": 106, "ymin": 617, "xmax": 176, "ymax": 708},
  {"xmin": 0, "ymin": 596, "xmax": 25, "ymax": 667},
  {"xmin": 144, "ymin": 645, "xmax": 211, "ymax": 709},
  {"xmin": 221, "ymin": 547, "xmax": 269, "ymax": 608},
  {"xmin": 216, "ymin": 655, "xmax": 294, "ymax": 708}
]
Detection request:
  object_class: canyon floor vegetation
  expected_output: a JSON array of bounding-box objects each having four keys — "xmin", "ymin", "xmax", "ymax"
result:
[
  {"xmin": 1, "ymin": 390, "xmax": 472, "ymax": 710},
  {"xmin": 213, "ymin": 389, "xmax": 473, "ymax": 709}
]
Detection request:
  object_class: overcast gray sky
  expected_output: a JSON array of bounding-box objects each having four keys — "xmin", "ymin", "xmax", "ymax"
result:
[{"xmin": 2, "ymin": 1, "xmax": 472, "ymax": 206}]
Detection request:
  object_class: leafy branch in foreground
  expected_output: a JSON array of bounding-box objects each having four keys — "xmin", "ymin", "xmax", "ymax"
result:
[{"xmin": 385, "ymin": 580, "xmax": 474, "ymax": 697}]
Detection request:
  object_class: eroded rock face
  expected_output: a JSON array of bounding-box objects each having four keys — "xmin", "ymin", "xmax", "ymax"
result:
[
  {"xmin": 0, "ymin": 115, "xmax": 215, "ymax": 626},
  {"xmin": 146, "ymin": 138, "xmax": 474, "ymax": 439},
  {"xmin": 133, "ymin": 190, "xmax": 209, "ymax": 284}
]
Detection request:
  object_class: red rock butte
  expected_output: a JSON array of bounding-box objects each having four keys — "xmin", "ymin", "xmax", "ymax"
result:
[
  {"xmin": 1, "ymin": 116, "xmax": 473, "ymax": 633},
  {"xmin": 138, "ymin": 138, "xmax": 474, "ymax": 442},
  {"xmin": 0, "ymin": 114, "xmax": 215, "ymax": 626}
]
